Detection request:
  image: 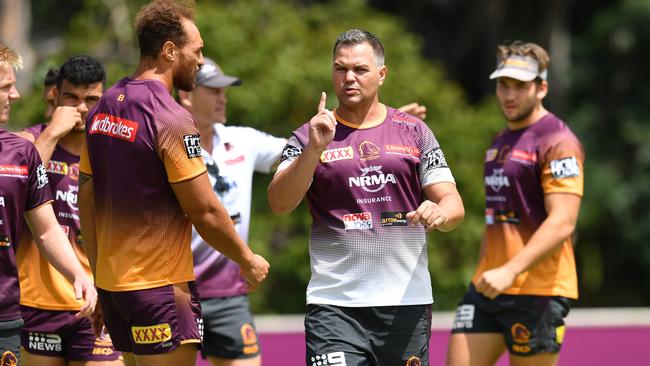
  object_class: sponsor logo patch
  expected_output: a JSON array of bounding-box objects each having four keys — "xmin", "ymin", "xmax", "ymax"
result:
[
  {"xmin": 358, "ymin": 140, "xmax": 380, "ymax": 161},
  {"xmin": 280, "ymin": 145, "xmax": 302, "ymax": 162},
  {"xmin": 485, "ymin": 168, "xmax": 510, "ymax": 192},
  {"xmin": 550, "ymin": 157, "xmax": 580, "ymax": 179},
  {"xmin": 453, "ymin": 304, "xmax": 475, "ymax": 330},
  {"xmin": 27, "ymin": 332, "xmax": 62, "ymax": 353},
  {"xmin": 511, "ymin": 323, "xmax": 532, "ymax": 354},
  {"xmin": 556, "ymin": 325, "xmax": 566, "ymax": 344},
  {"xmin": 405, "ymin": 356, "xmax": 422, "ymax": 366},
  {"xmin": 356, "ymin": 195, "xmax": 392, "ymax": 205},
  {"xmin": 89, "ymin": 113, "xmax": 139, "ymax": 142},
  {"xmin": 241, "ymin": 323, "xmax": 259, "ymax": 355},
  {"xmin": 55, "ymin": 184, "xmax": 78, "ymax": 211},
  {"xmin": 422, "ymin": 148, "xmax": 448, "ymax": 170},
  {"xmin": 1, "ymin": 350, "xmax": 18, "ymax": 366},
  {"xmin": 381, "ymin": 211, "xmax": 408, "ymax": 227},
  {"xmin": 0, "ymin": 164, "xmax": 28, "ymax": 177},
  {"xmin": 36, "ymin": 164, "xmax": 49, "ymax": 189},
  {"xmin": 485, "ymin": 148, "xmax": 498, "ymax": 162},
  {"xmin": 46, "ymin": 160, "xmax": 68, "ymax": 175},
  {"xmin": 225, "ymin": 154, "xmax": 245, "ymax": 165},
  {"xmin": 349, "ymin": 165, "xmax": 396, "ymax": 193},
  {"xmin": 0, "ymin": 235, "xmax": 11, "ymax": 248},
  {"xmin": 343, "ymin": 212, "xmax": 373, "ymax": 230},
  {"xmin": 311, "ymin": 351, "xmax": 346, "ymax": 366},
  {"xmin": 183, "ymin": 134, "xmax": 202, "ymax": 158},
  {"xmin": 321, "ymin": 146, "xmax": 354, "ymax": 163},
  {"xmin": 131, "ymin": 324, "xmax": 172, "ymax": 344},
  {"xmin": 511, "ymin": 149, "xmax": 537, "ymax": 164},
  {"xmin": 486, "ymin": 208, "xmax": 520, "ymax": 224},
  {"xmin": 385, "ymin": 144, "xmax": 420, "ymax": 158}
]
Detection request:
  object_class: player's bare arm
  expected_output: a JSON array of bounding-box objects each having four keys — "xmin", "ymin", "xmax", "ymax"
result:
[
  {"xmin": 32, "ymin": 106, "xmax": 83, "ymax": 164},
  {"xmin": 398, "ymin": 102, "xmax": 427, "ymax": 120},
  {"xmin": 408, "ymin": 182, "xmax": 465, "ymax": 232},
  {"xmin": 267, "ymin": 92, "xmax": 336, "ymax": 214},
  {"xmin": 172, "ymin": 173, "xmax": 269, "ymax": 290},
  {"xmin": 24, "ymin": 202, "xmax": 97, "ymax": 318},
  {"xmin": 475, "ymin": 193, "xmax": 581, "ymax": 299}
]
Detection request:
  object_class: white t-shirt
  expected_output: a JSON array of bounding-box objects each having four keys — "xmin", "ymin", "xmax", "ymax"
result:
[{"xmin": 191, "ymin": 123, "xmax": 286, "ymax": 298}]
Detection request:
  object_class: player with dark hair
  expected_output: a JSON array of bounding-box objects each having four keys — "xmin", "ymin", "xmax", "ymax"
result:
[
  {"xmin": 43, "ymin": 67, "xmax": 59, "ymax": 120},
  {"xmin": 0, "ymin": 44, "xmax": 96, "ymax": 366},
  {"xmin": 77, "ymin": 1, "xmax": 269, "ymax": 366},
  {"xmin": 446, "ymin": 41, "xmax": 584, "ymax": 366},
  {"xmin": 268, "ymin": 29, "xmax": 464, "ymax": 366},
  {"xmin": 15, "ymin": 55, "xmax": 122, "ymax": 366}
]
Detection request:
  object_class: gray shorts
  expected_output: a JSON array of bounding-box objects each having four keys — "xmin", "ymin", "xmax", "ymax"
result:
[
  {"xmin": 200, "ymin": 295, "xmax": 260, "ymax": 359},
  {"xmin": 451, "ymin": 284, "xmax": 571, "ymax": 356},
  {"xmin": 0, "ymin": 319, "xmax": 22, "ymax": 366},
  {"xmin": 305, "ymin": 304, "xmax": 431, "ymax": 366}
]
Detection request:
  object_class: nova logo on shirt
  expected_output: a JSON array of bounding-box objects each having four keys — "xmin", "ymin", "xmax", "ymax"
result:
[
  {"xmin": 485, "ymin": 168, "xmax": 510, "ymax": 192},
  {"xmin": 349, "ymin": 166, "xmax": 396, "ymax": 193},
  {"xmin": 131, "ymin": 324, "xmax": 172, "ymax": 344},
  {"xmin": 342, "ymin": 212, "xmax": 373, "ymax": 230},
  {"xmin": 320, "ymin": 146, "xmax": 354, "ymax": 163},
  {"xmin": 0, "ymin": 164, "xmax": 28, "ymax": 177},
  {"xmin": 27, "ymin": 332, "xmax": 62, "ymax": 352},
  {"xmin": 183, "ymin": 134, "xmax": 202, "ymax": 158},
  {"xmin": 89, "ymin": 113, "xmax": 138, "ymax": 142}
]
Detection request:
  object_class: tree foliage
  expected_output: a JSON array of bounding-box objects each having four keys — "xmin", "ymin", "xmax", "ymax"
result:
[{"xmin": 10, "ymin": 0, "xmax": 649, "ymax": 312}]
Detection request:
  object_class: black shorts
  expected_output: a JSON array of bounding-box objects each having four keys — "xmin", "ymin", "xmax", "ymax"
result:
[
  {"xmin": 0, "ymin": 319, "xmax": 22, "ymax": 366},
  {"xmin": 200, "ymin": 295, "xmax": 260, "ymax": 359},
  {"xmin": 451, "ymin": 284, "xmax": 571, "ymax": 356},
  {"xmin": 305, "ymin": 303, "xmax": 431, "ymax": 366}
]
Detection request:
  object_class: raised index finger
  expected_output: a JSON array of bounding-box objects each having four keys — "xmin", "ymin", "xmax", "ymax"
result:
[{"xmin": 318, "ymin": 92, "xmax": 327, "ymax": 113}]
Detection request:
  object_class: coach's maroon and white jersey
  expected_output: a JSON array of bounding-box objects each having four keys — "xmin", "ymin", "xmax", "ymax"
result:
[
  {"xmin": 277, "ymin": 106, "xmax": 455, "ymax": 306},
  {"xmin": 0, "ymin": 128, "xmax": 52, "ymax": 321}
]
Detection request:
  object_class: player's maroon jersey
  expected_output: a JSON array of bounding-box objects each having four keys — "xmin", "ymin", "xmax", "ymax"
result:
[
  {"xmin": 17, "ymin": 124, "xmax": 92, "ymax": 310},
  {"xmin": 0, "ymin": 128, "xmax": 52, "ymax": 320},
  {"xmin": 80, "ymin": 78, "xmax": 206, "ymax": 291},
  {"xmin": 473, "ymin": 113, "xmax": 584, "ymax": 298},
  {"xmin": 277, "ymin": 106, "xmax": 455, "ymax": 306}
]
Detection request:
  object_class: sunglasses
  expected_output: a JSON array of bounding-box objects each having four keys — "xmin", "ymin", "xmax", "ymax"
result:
[{"xmin": 205, "ymin": 160, "xmax": 230, "ymax": 193}]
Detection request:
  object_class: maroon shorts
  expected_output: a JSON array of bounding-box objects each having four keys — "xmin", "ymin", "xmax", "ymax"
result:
[
  {"xmin": 98, "ymin": 282, "xmax": 203, "ymax": 355},
  {"xmin": 20, "ymin": 305, "xmax": 121, "ymax": 361}
]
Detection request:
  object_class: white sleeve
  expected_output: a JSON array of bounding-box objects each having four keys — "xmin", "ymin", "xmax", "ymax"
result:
[{"xmin": 248, "ymin": 128, "xmax": 287, "ymax": 173}]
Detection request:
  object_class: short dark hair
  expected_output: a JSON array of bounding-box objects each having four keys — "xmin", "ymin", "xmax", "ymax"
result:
[
  {"xmin": 333, "ymin": 29, "xmax": 385, "ymax": 66},
  {"xmin": 44, "ymin": 67, "xmax": 59, "ymax": 87},
  {"xmin": 56, "ymin": 55, "xmax": 106, "ymax": 89},
  {"xmin": 135, "ymin": 0, "xmax": 196, "ymax": 58}
]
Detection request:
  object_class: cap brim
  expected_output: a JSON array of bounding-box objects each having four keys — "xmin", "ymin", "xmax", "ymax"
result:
[
  {"xmin": 489, "ymin": 68, "xmax": 537, "ymax": 82},
  {"xmin": 200, "ymin": 76, "xmax": 242, "ymax": 88}
]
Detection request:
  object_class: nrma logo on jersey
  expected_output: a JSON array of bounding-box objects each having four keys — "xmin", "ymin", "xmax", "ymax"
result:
[
  {"xmin": 27, "ymin": 332, "xmax": 62, "ymax": 352},
  {"xmin": 343, "ymin": 212, "xmax": 373, "ymax": 230},
  {"xmin": 89, "ymin": 113, "xmax": 139, "ymax": 142},
  {"xmin": 349, "ymin": 165, "xmax": 396, "ymax": 193},
  {"xmin": 485, "ymin": 168, "xmax": 510, "ymax": 192}
]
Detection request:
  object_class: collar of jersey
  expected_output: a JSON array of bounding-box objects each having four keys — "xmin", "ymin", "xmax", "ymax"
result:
[{"xmin": 334, "ymin": 104, "xmax": 387, "ymax": 129}]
